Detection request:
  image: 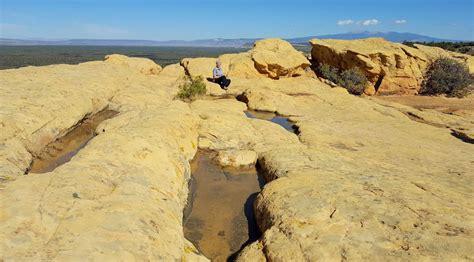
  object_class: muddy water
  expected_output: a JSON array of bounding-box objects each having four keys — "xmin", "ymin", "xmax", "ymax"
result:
[
  {"xmin": 184, "ymin": 151, "xmax": 264, "ymax": 261},
  {"xmin": 29, "ymin": 109, "xmax": 118, "ymax": 174},
  {"xmin": 245, "ymin": 110, "xmax": 297, "ymax": 133}
]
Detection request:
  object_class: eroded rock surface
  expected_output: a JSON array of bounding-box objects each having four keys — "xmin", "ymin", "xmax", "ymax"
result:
[
  {"xmin": 310, "ymin": 37, "xmax": 474, "ymax": 95},
  {"xmin": 251, "ymin": 38, "xmax": 310, "ymax": 79},
  {"xmin": 0, "ymin": 57, "xmax": 208, "ymax": 261},
  {"xmin": 105, "ymin": 54, "xmax": 162, "ymax": 75},
  {"xmin": 1, "ymin": 38, "xmax": 473, "ymax": 261},
  {"xmin": 234, "ymin": 78, "xmax": 474, "ymax": 262},
  {"xmin": 215, "ymin": 149, "xmax": 258, "ymax": 168},
  {"xmin": 370, "ymin": 96, "xmax": 474, "ymax": 140},
  {"xmin": 181, "ymin": 38, "xmax": 310, "ymax": 81}
]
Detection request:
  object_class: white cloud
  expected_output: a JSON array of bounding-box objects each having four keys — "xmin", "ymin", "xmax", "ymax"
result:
[
  {"xmin": 395, "ymin": 19, "xmax": 407, "ymax": 24},
  {"xmin": 361, "ymin": 19, "xmax": 379, "ymax": 26},
  {"xmin": 338, "ymin": 19, "xmax": 380, "ymax": 27},
  {"xmin": 337, "ymin": 20, "xmax": 355, "ymax": 26}
]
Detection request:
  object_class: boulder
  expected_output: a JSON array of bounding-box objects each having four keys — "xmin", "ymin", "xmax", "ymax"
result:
[
  {"xmin": 251, "ymin": 38, "xmax": 311, "ymax": 79},
  {"xmin": 105, "ymin": 54, "xmax": 162, "ymax": 75},
  {"xmin": 221, "ymin": 53, "xmax": 263, "ymax": 79},
  {"xmin": 181, "ymin": 39, "xmax": 310, "ymax": 80},
  {"xmin": 160, "ymin": 63, "xmax": 186, "ymax": 78},
  {"xmin": 310, "ymin": 37, "xmax": 473, "ymax": 95},
  {"xmin": 180, "ymin": 57, "xmax": 219, "ymax": 79},
  {"xmin": 215, "ymin": 149, "xmax": 258, "ymax": 168}
]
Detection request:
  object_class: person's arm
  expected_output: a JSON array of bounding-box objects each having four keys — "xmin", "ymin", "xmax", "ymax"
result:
[{"xmin": 212, "ymin": 68, "xmax": 218, "ymax": 79}]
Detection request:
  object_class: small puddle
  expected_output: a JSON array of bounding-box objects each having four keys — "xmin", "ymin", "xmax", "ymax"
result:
[
  {"xmin": 184, "ymin": 151, "xmax": 264, "ymax": 262},
  {"xmin": 245, "ymin": 110, "xmax": 297, "ymax": 133},
  {"xmin": 28, "ymin": 109, "xmax": 118, "ymax": 174}
]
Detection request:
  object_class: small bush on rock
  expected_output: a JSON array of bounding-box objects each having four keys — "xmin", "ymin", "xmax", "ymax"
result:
[
  {"xmin": 420, "ymin": 57, "xmax": 472, "ymax": 97},
  {"xmin": 176, "ymin": 76, "xmax": 207, "ymax": 100},
  {"xmin": 318, "ymin": 64, "xmax": 340, "ymax": 84},
  {"xmin": 317, "ymin": 64, "xmax": 368, "ymax": 95},
  {"xmin": 339, "ymin": 68, "xmax": 368, "ymax": 95}
]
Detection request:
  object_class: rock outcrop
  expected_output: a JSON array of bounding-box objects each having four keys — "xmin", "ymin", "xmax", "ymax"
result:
[
  {"xmin": 233, "ymin": 78, "xmax": 474, "ymax": 261},
  {"xmin": 181, "ymin": 38, "xmax": 310, "ymax": 80},
  {"xmin": 105, "ymin": 54, "xmax": 162, "ymax": 75},
  {"xmin": 251, "ymin": 38, "xmax": 310, "ymax": 79},
  {"xmin": 310, "ymin": 37, "xmax": 474, "ymax": 95},
  {"xmin": 1, "ymin": 38, "xmax": 473, "ymax": 261},
  {"xmin": 0, "ymin": 56, "xmax": 207, "ymax": 261}
]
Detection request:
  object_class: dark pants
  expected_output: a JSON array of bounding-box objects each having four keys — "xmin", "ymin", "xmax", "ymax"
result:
[{"xmin": 215, "ymin": 76, "xmax": 231, "ymax": 89}]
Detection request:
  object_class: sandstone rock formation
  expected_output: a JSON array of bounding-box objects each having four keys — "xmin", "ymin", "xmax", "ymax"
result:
[
  {"xmin": 215, "ymin": 149, "xmax": 258, "ymax": 168},
  {"xmin": 181, "ymin": 57, "xmax": 220, "ymax": 79},
  {"xmin": 251, "ymin": 38, "xmax": 311, "ymax": 79},
  {"xmin": 181, "ymin": 38, "xmax": 310, "ymax": 81},
  {"xmin": 415, "ymin": 44, "xmax": 474, "ymax": 72},
  {"xmin": 1, "ymin": 38, "xmax": 473, "ymax": 261},
  {"xmin": 310, "ymin": 37, "xmax": 474, "ymax": 95},
  {"xmin": 0, "ymin": 57, "xmax": 207, "ymax": 261},
  {"xmin": 234, "ymin": 78, "xmax": 474, "ymax": 261},
  {"xmin": 370, "ymin": 96, "xmax": 474, "ymax": 140},
  {"xmin": 105, "ymin": 54, "xmax": 162, "ymax": 75}
]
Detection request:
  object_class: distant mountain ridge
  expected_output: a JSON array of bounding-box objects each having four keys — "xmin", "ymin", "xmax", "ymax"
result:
[
  {"xmin": 288, "ymin": 31, "xmax": 457, "ymax": 44},
  {"xmin": 0, "ymin": 31, "xmax": 462, "ymax": 47}
]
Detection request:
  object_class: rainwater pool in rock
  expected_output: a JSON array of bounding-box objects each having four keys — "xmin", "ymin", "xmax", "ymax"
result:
[
  {"xmin": 184, "ymin": 151, "xmax": 264, "ymax": 261},
  {"xmin": 245, "ymin": 110, "xmax": 297, "ymax": 133},
  {"xmin": 29, "ymin": 109, "xmax": 118, "ymax": 173}
]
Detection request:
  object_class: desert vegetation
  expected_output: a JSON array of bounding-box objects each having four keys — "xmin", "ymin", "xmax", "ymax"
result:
[
  {"xmin": 0, "ymin": 46, "xmax": 248, "ymax": 70},
  {"xmin": 317, "ymin": 64, "xmax": 368, "ymax": 95},
  {"xmin": 176, "ymin": 76, "xmax": 207, "ymax": 100},
  {"xmin": 420, "ymin": 57, "xmax": 472, "ymax": 97}
]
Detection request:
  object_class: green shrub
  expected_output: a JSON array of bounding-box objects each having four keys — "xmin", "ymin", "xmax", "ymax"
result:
[
  {"xmin": 420, "ymin": 57, "xmax": 472, "ymax": 97},
  {"xmin": 317, "ymin": 64, "xmax": 368, "ymax": 95},
  {"xmin": 176, "ymin": 76, "xmax": 207, "ymax": 100},
  {"xmin": 317, "ymin": 64, "xmax": 340, "ymax": 84},
  {"xmin": 339, "ymin": 68, "xmax": 368, "ymax": 95}
]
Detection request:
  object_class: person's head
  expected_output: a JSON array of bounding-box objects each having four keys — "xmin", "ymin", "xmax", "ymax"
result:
[{"xmin": 216, "ymin": 60, "xmax": 222, "ymax": 68}]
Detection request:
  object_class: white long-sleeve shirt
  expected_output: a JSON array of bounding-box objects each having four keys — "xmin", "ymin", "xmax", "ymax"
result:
[{"xmin": 213, "ymin": 67, "xmax": 224, "ymax": 78}]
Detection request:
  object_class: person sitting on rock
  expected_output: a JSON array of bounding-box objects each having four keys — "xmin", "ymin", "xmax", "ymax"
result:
[{"xmin": 213, "ymin": 60, "xmax": 231, "ymax": 90}]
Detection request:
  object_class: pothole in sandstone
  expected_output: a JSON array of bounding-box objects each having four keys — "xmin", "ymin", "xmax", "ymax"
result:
[
  {"xmin": 184, "ymin": 150, "xmax": 264, "ymax": 262},
  {"xmin": 245, "ymin": 110, "xmax": 298, "ymax": 133},
  {"xmin": 28, "ymin": 109, "xmax": 119, "ymax": 174}
]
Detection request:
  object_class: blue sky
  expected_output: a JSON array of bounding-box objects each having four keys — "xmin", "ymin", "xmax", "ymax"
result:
[{"xmin": 1, "ymin": 0, "xmax": 473, "ymax": 40}]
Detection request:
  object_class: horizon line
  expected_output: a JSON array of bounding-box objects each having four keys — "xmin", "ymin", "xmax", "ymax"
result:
[{"xmin": 0, "ymin": 31, "xmax": 471, "ymax": 43}]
